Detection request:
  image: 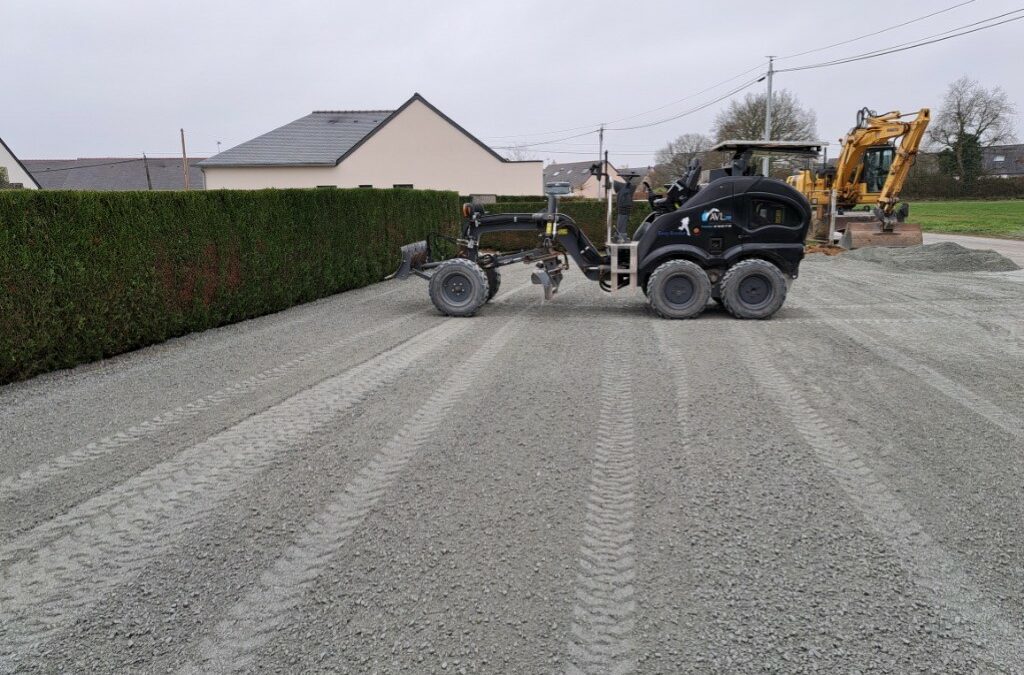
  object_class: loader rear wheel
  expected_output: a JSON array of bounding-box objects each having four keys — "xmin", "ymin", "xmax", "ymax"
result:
[
  {"xmin": 429, "ymin": 258, "xmax": 489, "ymax": 317},
  {"xmin": 647, "ymin": 259, "xmax": 711, "ymax": 319},
  {"xmin": 720, "ymin": 259, "xmax": 787, "ymax": 320},
  {"xmin": 485, "ymin": 269, "xmax": 501, "ymax": 302}
]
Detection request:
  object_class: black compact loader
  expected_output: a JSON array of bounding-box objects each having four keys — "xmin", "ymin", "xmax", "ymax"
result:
[{"xmin": 389, "ymin": 143, "xmax": 814, "ymax": 319}]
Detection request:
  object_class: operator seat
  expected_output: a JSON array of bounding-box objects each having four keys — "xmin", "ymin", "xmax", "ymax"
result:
[{"xmin": 633, "ymin": 157, "xmax": 702, "ymax": 241}]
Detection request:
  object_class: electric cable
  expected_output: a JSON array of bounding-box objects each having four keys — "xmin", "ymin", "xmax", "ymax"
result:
[
  {"xmin": 776, "ymin": 10, "xmax": 1024, "ymax": 73},
  {"xmin": 776, "ymin": 0, "xmax": 978, "ymax": 60}
]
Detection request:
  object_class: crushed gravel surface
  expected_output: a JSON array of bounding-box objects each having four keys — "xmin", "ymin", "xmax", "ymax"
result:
[
  {"xmin": 2, "ymin": 258, "xmax": 1023, "ymax": 673},
  {"xmin": 844, "ymin": 241, "xmax": 1021, "ymax": 272}
]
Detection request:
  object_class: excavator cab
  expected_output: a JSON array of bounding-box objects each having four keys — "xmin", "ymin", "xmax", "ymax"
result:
[{"xmin": 861, "ymin": 146, "xmax": 895, "ymax": 193}]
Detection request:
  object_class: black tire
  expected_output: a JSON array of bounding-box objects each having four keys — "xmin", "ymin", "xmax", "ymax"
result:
[
  {"xmin": 646, "ymin": 259, "xmax": 711, "ymax": 319},
  {"xmin": 428, "ymin": 258, "xmax": 489, "ymax": 317},
  {"xmin": 720, "ymin": 258, "xmax": 788, "ymax": 319},
  {"xmin": 485, "ymin": 269, "xmax": 501, "ymax": 302}
]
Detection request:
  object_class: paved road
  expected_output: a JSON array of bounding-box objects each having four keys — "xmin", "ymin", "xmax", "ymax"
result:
[
  {"xmin": 2, "ymin": 256, "xmax": 1023, "ymax": 673},
  {"xmin": 924, "ymin": 232, "xmax": 1024, "ymax": 267}
]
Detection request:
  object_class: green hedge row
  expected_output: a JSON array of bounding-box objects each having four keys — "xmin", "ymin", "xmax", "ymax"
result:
[
  {"xmin": 475, "ymin": 199, "xmax": 653, "ymax": 250},
  {"xmin": 902, "ymin": 174, "xmax": 1024, "ymax": 200},
  {"xmin": 0, "ymin": 189, "xmax": 458, "ymax": 383}
]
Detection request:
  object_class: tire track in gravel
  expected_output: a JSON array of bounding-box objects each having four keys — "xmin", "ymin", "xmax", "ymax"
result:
[
  {"xmin": 565, "ymin": 332, "xmax": 638, "ymax": 675},
  {"xmin": 795, "ymin": 302, "xmax": 1024, "ymax": 441},
  {"xmin": 0, "ymin": 312, "xmax": 429, "ymax": 500},
  {"xmin": 0, "ymin": 298, "xmax": 528, "ymax": 664},
  {"xmin": 737, "ymin": 325, "xmax": 1024, "ymax": 670},
  {"xmin": 177, "ymin": 311, "xmax": 527, "ymax": 673},
  {"xmin": 802, "ymin": 260, "xmax": 1024, "ymax": 320}
]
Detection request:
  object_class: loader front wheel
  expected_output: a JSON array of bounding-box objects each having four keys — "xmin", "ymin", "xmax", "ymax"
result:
[
  {"xmin": 647, "ymin": 259, "xmax": 711, "ymax": 319},
  {"xmin": 429, "ymin": 258, "xmax": 489, "ymax": 317},
  {"xmin": 720, "ymin": 259, "xmax": 787, "ymax": 319}
]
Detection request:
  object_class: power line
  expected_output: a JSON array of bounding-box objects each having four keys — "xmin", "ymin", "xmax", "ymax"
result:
[
  {"xmin": 27, "ymin": 156, "xmax": 206, "ymax": 173},
  {"xmin": 28, "ymin": 158, "xmax": 144, "ymax": 173},
  {"xmin": 603, "ymin": 63, "xmax": 766, "ymax": 126},
  {"xmin": 487, "ymin": 4, "xmax": 1018, "ymax": 144},
  {"xmin": 606, "ymin": 75, "xmax": 766, "ymax": 131},
  {"xmin": 777, "ymin": 10, "xmax": 1024, "ymax": 73},
  {"xmin": 776, "ymin": 0, "xmax": 977, "ymax": 60},
  {"xmin": 483, "ymin": 62, "xmax": 766, "ymax": 141},
  {"xmin": 541, "ymin": 149, "xmax": 660, "ymax": 155},
  {"xmin": 492, "ymin": 129, "xmax": 598, "ymax": 150}
]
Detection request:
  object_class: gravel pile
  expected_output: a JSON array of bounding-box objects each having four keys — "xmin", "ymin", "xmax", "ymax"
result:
[{"xmin": 844, "ymin": 241, "xmax": 1021, "ymax": 272}]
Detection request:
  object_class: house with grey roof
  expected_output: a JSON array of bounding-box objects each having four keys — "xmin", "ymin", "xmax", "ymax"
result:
[
  {"xmin": 543, "ymin": 161, "xmax": 621, "ymax": 198},
  {"xmin": 983, "ymin": 144, "xmax": 1024, "ymax": 177},
  {"xmin": 23, "ymin": 157, "xmax": 205, "ymax": 190},
  {"xmin": 200, "ymin": 93, "xmax": 542, "ymax": 195},
  {"xmin": 0, "ymin": 136, "xmax": 40, "ymax": 189}
]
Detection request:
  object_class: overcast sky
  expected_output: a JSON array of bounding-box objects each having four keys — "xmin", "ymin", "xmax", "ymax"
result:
[{"xmin": 3, "ymin": 0, "xmax": 1022, "ymax": 167}]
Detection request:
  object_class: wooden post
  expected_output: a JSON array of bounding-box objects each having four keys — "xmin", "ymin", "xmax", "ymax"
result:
[{"xmin": 180, "ymin": 128, "xmax": 190, "ymax": 190}]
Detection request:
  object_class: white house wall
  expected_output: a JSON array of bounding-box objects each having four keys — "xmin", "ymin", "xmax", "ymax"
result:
[
  {"xmin": 204, "ymin": 99, "xmax": 542, "ymax": 195},
  {"xmin": 0, "ymin": 140, "xmax": 39, "ymax": 189}
]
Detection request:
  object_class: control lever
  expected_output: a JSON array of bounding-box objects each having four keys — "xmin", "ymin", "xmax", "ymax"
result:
[
  {"xmin": 643, "ymin": 180, "xmax": 657, "ymax": 209},
  {"xmin": 612, "ymin": 177, "xmax": 638, "ymax": 243}
]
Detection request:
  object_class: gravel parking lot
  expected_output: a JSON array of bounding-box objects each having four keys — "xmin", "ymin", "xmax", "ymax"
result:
[{"xmin": 2, "ymin": 253, "xmax": 1023, "ymax": 673}]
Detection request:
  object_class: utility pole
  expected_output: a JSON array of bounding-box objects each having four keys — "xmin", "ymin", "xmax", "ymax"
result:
[
  {"xmin": 180, "ymin": 128, "xmax": 190, "ymax": 190},
  {"xmin": 597, "ymin": 124, "xmax": 605, "ymax": 198},
  {"xmin": 762, "ymin": 55, "xmax": 775, "ymax": 177},
  {"xmin": 142, "ymin": 153, "xmax": 153, "ymax": 190}
]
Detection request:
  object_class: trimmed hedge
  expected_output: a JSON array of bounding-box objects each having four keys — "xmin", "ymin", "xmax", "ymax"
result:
[
  {"xmin": 0, "ymin": 189, "xmax": 458, "ymax": 383},
  {"xmin": 902, "ymin": 174, "xmax": 1024, "ymax": 201},
  {"xmin": 476, "ymin": 199, "xmax": 653, "ymax": 250}
]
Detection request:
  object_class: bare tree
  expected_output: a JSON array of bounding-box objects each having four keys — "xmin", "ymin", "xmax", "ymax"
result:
[
  {"xmin": 651, "ymin": 133, "xmax": 711, "ymax": 186},
  {"xmin": 711, "ymin": 89, "xmax": 817, "ymax": 178},
  {"xmin": 712, "ymin": 89, "xmax": 817, "ymax": 142},
  {"xmin": 503, "ymin": 143, "xmax": 539, "ymax": 161},
  {"xmin": 929, "ymin": 76, "xmax": 1017, "ymax": 180}
]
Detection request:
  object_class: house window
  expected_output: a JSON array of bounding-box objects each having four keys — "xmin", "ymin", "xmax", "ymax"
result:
[
  {"xmin": 393, "ymin": 184, "xmax": 413, "ymax": 189},
  {"xmin": 994, "ymin": 155, "xmax": 1006, "ymax": 162},
  {"xmin": 358, "ymin": 184, "xmax": 373, "ymax": 188}
]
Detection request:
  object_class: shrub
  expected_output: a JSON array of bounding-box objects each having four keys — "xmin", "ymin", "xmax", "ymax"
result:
[
  {"xmin": 903, "ymin": 172, "xmax": 1024, "ymax": 200},
  {"xmin": 0, "ymin": 188, "xmax": 458, "ymax": 383}
]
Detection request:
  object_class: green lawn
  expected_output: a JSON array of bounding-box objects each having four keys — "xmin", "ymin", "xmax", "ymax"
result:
[{"xmin": 911, "ymin": 200, "xmax": 1024, "ymax": 239}]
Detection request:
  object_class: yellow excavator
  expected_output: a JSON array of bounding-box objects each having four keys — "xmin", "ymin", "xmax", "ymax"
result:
[{"xmin": 788, "ymin": 107, "xmax": 930, "ymax": 248}]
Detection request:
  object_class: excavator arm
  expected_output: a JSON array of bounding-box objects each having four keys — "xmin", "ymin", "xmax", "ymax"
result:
[
  {"xmin": 876, "ymin": 108, "xmax": 930, "ymax": 215},
  {"xmin": 833, "ymin": 107, "xmax": 930, "ymax": 212}
]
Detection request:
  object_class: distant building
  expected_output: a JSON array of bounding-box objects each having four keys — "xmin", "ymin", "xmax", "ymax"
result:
[
  {"xmin": 0, "ymin": 136, "xmax": 40, "ymax": 189},
  {"xmin": 543, "ymin": 161, "xmax": 620, "ymax": 198},
  {"xmin": 23, "ymin": 157, "xmax": 205, "ymax": 190},
  {"xmin": 983, "ymin": 144, "xmax": 1024, "ymax": 177},
  {"xmin": 199, "ymin": 93, "xmax": 542, "ymax": 195}
]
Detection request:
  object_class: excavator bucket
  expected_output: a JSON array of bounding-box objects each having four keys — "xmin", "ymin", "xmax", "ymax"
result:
[
  {"xmin": 387, "ymin": 240, "xmax": 430, "ymax": 280},
  {"xmin": 839, "ymin": 221, "xmax": 924, "ymax": 250}
]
